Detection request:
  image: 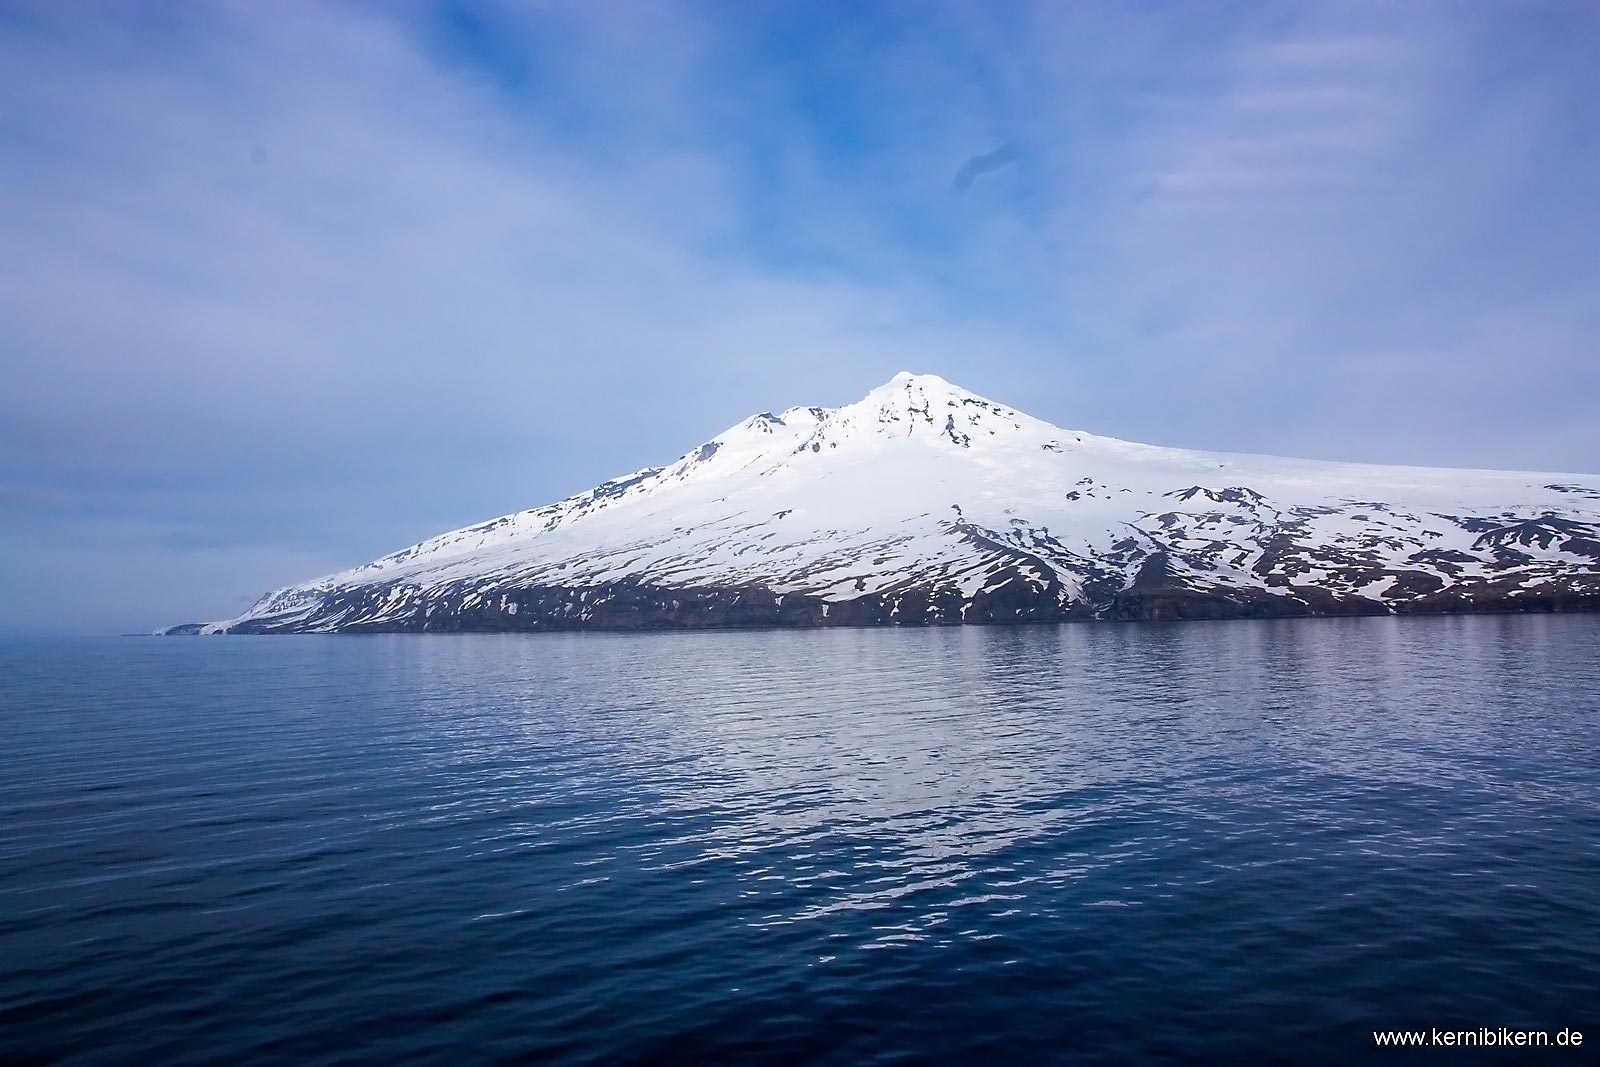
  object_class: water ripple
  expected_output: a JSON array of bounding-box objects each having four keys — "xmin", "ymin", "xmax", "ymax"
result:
[{"xmin": 2, "ymin": 616, "xmax": 1598, "ymax": 1065}]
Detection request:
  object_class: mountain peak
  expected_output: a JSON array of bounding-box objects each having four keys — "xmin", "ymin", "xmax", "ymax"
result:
[
  {"xmin": 887, "ymin": 369, "xmax": 950, "ymax": 385},
  {"xmin": 807, "ymin": 371, "xmax": 1037, "ymax": 450},
  {"xmin": 882, "ymin": 370, "xmax": 961, "ymax": 394},
  {"xmin": 862, "ymin": 371, "xmax": 991, "ymax": 411}
]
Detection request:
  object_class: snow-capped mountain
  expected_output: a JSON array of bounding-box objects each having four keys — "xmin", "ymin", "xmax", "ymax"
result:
[{"xmin": 167, "ymin": 372, "xmax": 1600, "ymax": 633}]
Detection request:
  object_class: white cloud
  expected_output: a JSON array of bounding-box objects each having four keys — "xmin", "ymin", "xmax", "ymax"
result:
[{"xmin": 1, "ymin": 0, "xmax": 1595, "ymax": 629}]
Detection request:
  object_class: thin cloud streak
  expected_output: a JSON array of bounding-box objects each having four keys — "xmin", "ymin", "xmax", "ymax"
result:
[{"xmin": 952, "ymin": 144, "xmax": 1021, "ymax": 191}]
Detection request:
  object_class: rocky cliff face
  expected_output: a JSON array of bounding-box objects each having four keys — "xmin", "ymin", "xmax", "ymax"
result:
[{"xmin": 168, "ymin": 373, "xmax": 1600, "ymax": 633}]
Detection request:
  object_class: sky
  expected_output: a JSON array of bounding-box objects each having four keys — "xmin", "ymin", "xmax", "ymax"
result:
[{"xmin": 2, "ymin": 0, "xmax": 1597, "ymax": 634}]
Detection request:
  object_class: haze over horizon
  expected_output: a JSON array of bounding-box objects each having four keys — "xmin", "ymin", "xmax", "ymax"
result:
[{"xmin": 3, "ymin": 0, "xmax": 1598, "ymax": 633}]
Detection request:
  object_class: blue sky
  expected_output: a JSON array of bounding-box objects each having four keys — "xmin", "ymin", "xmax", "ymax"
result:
[{"xmin": 2, "ymin": 0, "xmax": 1597, "ymax": 633}]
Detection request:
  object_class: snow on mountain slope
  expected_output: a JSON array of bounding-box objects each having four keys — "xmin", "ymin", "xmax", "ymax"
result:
[{"xmin": 170, "ymin": 372, "xmax": 1600, "ymax": 633}]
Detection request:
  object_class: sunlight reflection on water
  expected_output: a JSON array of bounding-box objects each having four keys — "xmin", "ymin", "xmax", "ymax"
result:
[{"xmin": 2, "ymin": 615, "xmax": 1598, "ymax": 1065}]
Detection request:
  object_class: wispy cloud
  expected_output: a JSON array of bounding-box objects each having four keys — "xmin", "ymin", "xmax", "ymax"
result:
[
  {"xmin": 953, "ymin": 144, "xmax": 1021, "ymax": 191},
  {"xmin": 2, "ymin": 0, "xmax": 1596, "ymax": 630}
]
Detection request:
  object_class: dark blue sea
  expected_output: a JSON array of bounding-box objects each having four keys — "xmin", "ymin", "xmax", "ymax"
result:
[{"xmin": 2, "ymin": 616, "xmax": 1597, "ymax": 1065}]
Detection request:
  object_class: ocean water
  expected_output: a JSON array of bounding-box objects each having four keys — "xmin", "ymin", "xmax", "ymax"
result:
[{"xmin": 2, "ymin": 616, "xmax": 1597, "ymax": 1065}]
